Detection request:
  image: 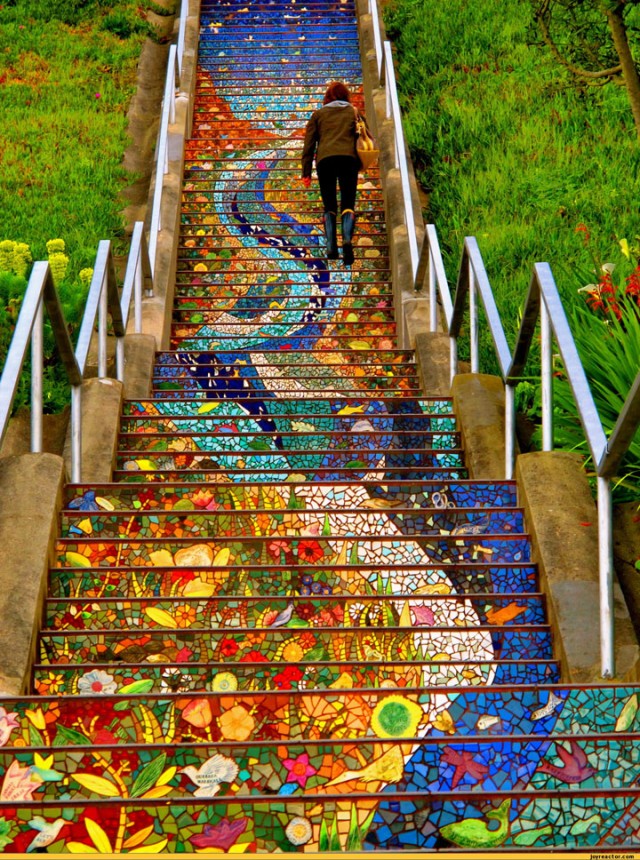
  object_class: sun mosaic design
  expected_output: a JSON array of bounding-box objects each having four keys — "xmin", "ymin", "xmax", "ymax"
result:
[{"xmin": 1, "ymin": 0, "xmax": 640, "ymax": 853}]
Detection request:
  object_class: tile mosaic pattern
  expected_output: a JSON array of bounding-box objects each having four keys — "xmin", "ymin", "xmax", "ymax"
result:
[{"xmin": 1, "ymin": 0, "xmax": 639, "ymax": 853}]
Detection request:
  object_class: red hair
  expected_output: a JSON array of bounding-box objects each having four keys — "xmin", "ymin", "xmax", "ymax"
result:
[{"xmin": 323, "ymin": 82, "xmax": 351, "ymax": 104}]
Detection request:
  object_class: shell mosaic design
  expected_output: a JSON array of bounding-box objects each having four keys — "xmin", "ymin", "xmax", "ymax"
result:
[{"xmin": 1, "ymin": 0, "xmax": 640, "ymax": 853}]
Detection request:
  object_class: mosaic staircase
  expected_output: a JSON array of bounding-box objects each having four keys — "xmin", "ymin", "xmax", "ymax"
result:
[{"xmin": 1, "ymin": 0, "xmax": 640, "ymax": 853}]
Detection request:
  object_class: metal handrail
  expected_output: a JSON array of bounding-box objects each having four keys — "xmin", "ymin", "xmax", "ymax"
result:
[
  {"xmin": 380, "ymin": 41, "xmax": 419, "ymax": 278},
  {"xmin": 416, "ymin": 223, "xmax": 640, "ymax": 678},
  {"xmin": 176, "ymin": 0, "xmax": 189, "ymax": 72},
  {"xmin": 0, "ymin": 221, "xmax": 153, "ymax": 483},
  {"xmin": 0, "ymin": 263, "xmax": 82, "ymax": 455},
  {"xmin": 147, "ymin": 42, "xmax": 179, "ymax": 275},
  {"xmin": 148, "ymin": 0, "xmax": 190, "ymax": 275},
  {"xmin": 367, "ymin": 0, "xmax": 419, "ymax": 278},
  {"xmin": 116, "ymin": 221, "xmax": 154, "ymax": 380},
  {"xmin": 367, "ymin": 0, "xmax": 383, "ymax": 82}
]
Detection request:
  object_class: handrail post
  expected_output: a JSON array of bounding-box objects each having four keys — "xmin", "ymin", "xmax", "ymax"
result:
[
  {"xmin": 176, "ymin": 0, "xmax": 188, "ymax": 80},
  {"xmin": 134, "ymin": 254, "xmax": 143, "ymax": 334},
  {"xmin": 505, "ymin": 383, "xmax": 516, "ymax": 479},
  {"xmin": 368, "ymin": 0, "xmax": 383, "ymax": 83},
  {"xmin": 98, "ymin": 271, "xmax": 108, "ymax": 379},
  {"xmin": 428, "ymin": 244, "xmax": 437, "ymax": 333},
  {"xmin": 597, "ymin": 476, "xmax": 614, "ymax": 678},
  {"xmin": 71, "ymin": 384, "xmax": 82, "ymax": 484},
  {"xmin": 30, "ymin": 300, "xmax": 43, "ymax": 453},
  {"xmin": 450, "ymin": 337, "xmax": 458, "ymax": 385},
  {"xmin": 469, "ymin": 257, "xmax": 479, "ymax": 373},
  {"xmin": 382, "ymin": 41, "xmax": 419, "ymax": 278},
  {"xmin": 148, "ymin": 43, "xmax": 179, "ymax": 277},
  {"xmin": 541, "ymin": 300, "xmax": 553, "ymax": 451}
]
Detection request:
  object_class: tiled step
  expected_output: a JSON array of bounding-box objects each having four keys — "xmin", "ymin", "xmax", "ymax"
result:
[
  {"xmin": 115, "ymin": 442, "xmax": 464, "ymax": 460},
  {"xmin": 6, "ymin": 685, "xmax": 637, "ymax": 747},
  {"xmin": 63, "ymin": 479, "xmax": 516, "ymax": 510},
  {"xmin": 3, "ymin": 733, "xmax": 636, "ymax": 809},
  {"xmin": 112, "ymin": 468, "xmax": 470, "ymax": 482},
  {"xmin": 114, "ymin": 459, "xmax": 467, "ymax": 480},
  {"xmin": 2, "ymin": 793, "xmax": 637, "ymax": 853},
  {"xmin": 181, "ymin": 209, "xmax": 384, "ymax": 222},
  {"xmin": 118, "ymin": 430, "xmax": 455, "ymax": 449},
  {"xmin": 44, "ymin": 592, "xmax": 546, "ymax": 631},
  {"xmin": 122, "ymin": 396, "xmax": 456, "ymax": 416},
  {"xmin": 32, "ymin": 657, "xmax": 561, "ymax": 695},
  {"xmin": 149, "ymin": 387, "xmax": 422, "ymax": 399},
  {"xmin": 55, "ymin": 533, "xmax": 530, "ymax": 569},
  {"xmin": 154, "ymin": 350, "xmax": 415, "ymax": 366},
  {"xmin": 49, "ymin": 563, "xmax": 541, "ymax": 599},
  {"xmin": 168, "ymin": 337, "xmax": 402, "ymax": 351},
  {"xmin": 59, "ymin": 506, "xmax": 521, "ymax": 539},
  {"xmin": 38, "ymin": 624, "xmax": 553, "ymax": 665},
  {"xmin": 150, "ymin": 381, "xmax": 421, "ymax": 394}
]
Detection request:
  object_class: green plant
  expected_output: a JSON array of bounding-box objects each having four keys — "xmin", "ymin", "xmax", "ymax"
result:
[
  {"xmin": 0, "ymin": 235, "xmax": 96, "ymax": 414},
  {"xmin": 102, "ymin": 9, "xmax": 151, "ymax": 40},
  {"xmin": 384, "ymin": 0, "xmax": 640, "ymax": 376},
  {"xmin": 547, "ymin": 264, "xmax": 640, "ymax": 501}
]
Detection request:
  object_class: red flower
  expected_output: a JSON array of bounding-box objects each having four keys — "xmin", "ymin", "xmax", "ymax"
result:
[
  {"xmin": 220, "ymin": 638, "xmax": 239, "ymax": 657},
  {"xmin": 295, "ymin": 602, "xmax": 316, "ymax": 621},
  {"xmin": 190, "ymin": 818, "xmax": 248, "ymax": 851},
  {"xmin": 273, "ymin": 666, "xmax": 304, "ymax": 689},
  {"xmin": 297, "ymin": 540, "xmax": 323, "ymax": 563},
  {"xmin": 575, "ymin": 223, "xmax": 590, "ymax": 245},
  {"xmin": 267, "ymin": 539, "xmax": 292, "ymax": 560},
  {"xmin": 170, "ymin": 569, "xmax": 195, "ymax": 584},
  {"xmin": 239, "ymin": 650, "xmax": 269, "ymax": 664}
]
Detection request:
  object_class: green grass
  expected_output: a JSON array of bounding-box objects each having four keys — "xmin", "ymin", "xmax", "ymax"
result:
[
  {"xmin": 0, "ymin": 1, "xmax": 150, "ymax": 273},
  {"xmin": 385, "ymin": 0, "xmax": 640, "ymax": 359},
  {"xmin": 385, "ymin": 0, "xmax": 640, "ymax": 495},
  {"xmin": 0, "ymin": 1, "xmax": 153, "ymax": 411}
]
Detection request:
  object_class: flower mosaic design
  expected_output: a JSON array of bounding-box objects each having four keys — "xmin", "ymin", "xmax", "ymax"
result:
[{"xmin": 77, "ymin": 670, "xmax": 117, "ymax": 696}]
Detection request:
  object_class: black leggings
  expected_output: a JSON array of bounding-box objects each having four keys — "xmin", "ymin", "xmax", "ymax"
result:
[{"xmin": 316, "ymin": 155, "xmax": 359, "ymax": 214}]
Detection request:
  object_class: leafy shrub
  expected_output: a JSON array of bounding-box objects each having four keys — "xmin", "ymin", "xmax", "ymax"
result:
[
  {"xmin": 0, "ymin": 238, "xmax": 92, "ymax": 413},
  {"xmin": 384, "ymin": 0, "xmax": 640, "ymax": 377},
  {"xmin": 102, "ymin": 10, "xmax": 151, "ymax": 40},
  {"xmin": 1, "ymin": 0, "xmax": 111, "ymax": 25},
  {"xmin": 541, "ymin": 253, "xmax": 640, "ymax": 500}
]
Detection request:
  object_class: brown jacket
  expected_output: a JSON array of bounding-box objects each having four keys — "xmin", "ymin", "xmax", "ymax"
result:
[{"xmin": 301, "ymin": 103, "xmax": 364, "ymax": 177}]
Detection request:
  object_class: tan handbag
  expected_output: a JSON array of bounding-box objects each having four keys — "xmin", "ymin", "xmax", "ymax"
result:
[{"xmin": 354, "ymin": 107, "xmax": 379, "ymax": 172}]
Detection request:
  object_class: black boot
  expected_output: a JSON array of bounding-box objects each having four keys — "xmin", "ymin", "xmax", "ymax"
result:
[
  {"xmin": 323, "ymin": 211, "xmax": 339, "ymax": 259},
  {"xmin": 341, "ymin": 209, "xmax": 356, "ymax": 266}
]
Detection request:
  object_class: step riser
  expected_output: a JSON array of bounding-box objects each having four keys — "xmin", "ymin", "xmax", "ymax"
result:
[
  {"xmin": 32, "ymin": 659, "xmax": 561, "ymax": 694},
  {"xmin": 0, "ymin": 795, "xmax": 635, "ymax": 853},
  {"xmin": 45, "ymin": 593, "xmax": 545, "ymax": 631},
  {"xmin": 60, "ymin": 509, "xmax": 523, "ymax": 539},
  {"xmin": 38, "ymin": 626, "xmax": 552, "ymax": 664},
  {"xmin": 64, "ymin": 481, "xmax": 516, "ymax": 509},
  {"xmin": 56, "ymin": 535, "xmax": 531, "ymax": 570},
  {"xmin": 1, "ymin": 735, "xmax": 633, "ymax": 804},
  {"xmin": 50, "ymin": 565, "xmax": 540, "ymax": 599}
]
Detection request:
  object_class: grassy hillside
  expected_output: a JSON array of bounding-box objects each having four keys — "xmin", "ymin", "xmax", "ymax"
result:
[
  {"xmin": 0, "ymin": 0, "xmax": 156, "ymax": 411},
  {"xmin": 385, "ymin": 0, "xmax": 640, "ymax": 494},
  {"xmin": 385, "ymin": 0, "xmax": 640, "ymax": 353},
  {"xmin": 0, "ymin": 0, "xmax": 152, "ymax": 271}
]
